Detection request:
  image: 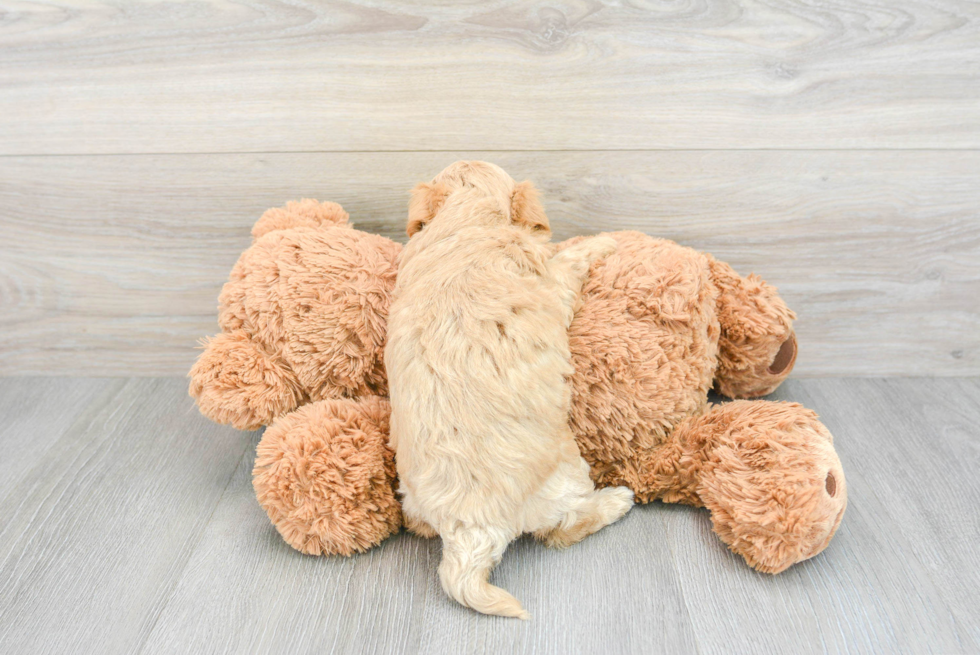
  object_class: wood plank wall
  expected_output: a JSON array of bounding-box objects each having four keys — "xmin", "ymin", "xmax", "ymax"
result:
[{"xmin": 1, "ymin": 1, "xmax": 977, "ymax": 376}]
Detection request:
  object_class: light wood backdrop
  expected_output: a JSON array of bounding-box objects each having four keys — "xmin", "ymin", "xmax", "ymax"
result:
[{"xmin": 1, "ymin": 1, "xmax": 978, "ymax": 376}]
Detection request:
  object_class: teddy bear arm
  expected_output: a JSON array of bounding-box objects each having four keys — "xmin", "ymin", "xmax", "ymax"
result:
[
  {"xmin": 188, "ymin": 329, "xmax": 305, "ymax": 430},
  {"xmin": 707, "ymin": 256, "xmax": 798, "ymax": 398}
]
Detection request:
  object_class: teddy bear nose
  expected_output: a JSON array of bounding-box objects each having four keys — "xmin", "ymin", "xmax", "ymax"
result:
[
  {"xmin": 825, "ymin": 471, "xmax": 837, "ymax": 497},
  {"xmin": 768, "ymin": 332, "xmax": 798, "ymax": 375}
]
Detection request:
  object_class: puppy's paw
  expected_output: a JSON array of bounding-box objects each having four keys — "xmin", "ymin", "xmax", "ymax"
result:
[
  {"xmin": 597, "ymin": 485, "xmax": 634, "ymax": 524},
  {"xmin": 403, "ymin": 513, "xmax": 438, "ymax": 539}
]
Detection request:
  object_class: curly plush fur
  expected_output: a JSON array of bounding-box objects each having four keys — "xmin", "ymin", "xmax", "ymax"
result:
[
  {"xmin": 252, "ymin": 395, "xmax": 400, "ymax": 556},
  {"xmin": 676, "ymin": 400, "xmax": 845, "ymax": 574},
  {"xmin": 190, "ymin": 180, "xmax": 846, "ymax": 578},
  {"xmin": 189, "ymin": 201, "xmax": 398, "ymax": 430}
]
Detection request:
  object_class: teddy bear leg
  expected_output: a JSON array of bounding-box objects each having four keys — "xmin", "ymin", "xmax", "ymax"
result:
[
  {"xmin": 252, "ymin": 396, "xmax": 402, "ymax": 556},
  {"xmin": 189, "ymin": 329, "xmax": 305, "ymax": 430},
  {"xmin": 671, "ymin": 400, "xmax": 847, "ymax": 573}
]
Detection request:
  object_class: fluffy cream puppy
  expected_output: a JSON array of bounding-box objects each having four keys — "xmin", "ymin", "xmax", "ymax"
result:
[{"xmin": 385, "ymin": 161, "xmax": 634, "ymax": 619}]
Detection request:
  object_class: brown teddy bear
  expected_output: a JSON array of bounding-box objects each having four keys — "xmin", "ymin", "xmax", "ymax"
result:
[{"xmin": 189, "ymin": 197, "xmax": 847, "ymax": 574}]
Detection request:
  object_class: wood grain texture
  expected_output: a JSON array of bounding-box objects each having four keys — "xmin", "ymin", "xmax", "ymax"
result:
[
  {"xmin": 791, "ymin": 377, "xmax": 980, "ymax": 651},
  {"xmin": 140, "ymin": 449, "xmax": 701, "ymax": 654},
  {"xmin": 2, "ymin": 377, "xmax": 974, "ymax": 653},
  {"xmin": 1, "ymin": 0, "xmax": 979, "ymax": 153},
  {"xmin": 0, "ymin": 378, "xmax": 252, "ymax": 653},
  {"xmin": 1, "ymin": 151, "xmax": 977, "ymax": 376},
  {"xmin": 0, "ymin": 377, "xmax": 119, "ymax": 498}
]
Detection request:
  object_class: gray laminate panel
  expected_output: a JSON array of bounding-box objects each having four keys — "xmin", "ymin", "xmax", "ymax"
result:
[
  {"xmin": 0, "ymin": 378, "xmax": 251, "ymax": 653},
  {"xmin": 0, "ymin": 384, "xmax": 977, "ymax": 650},
  {"xmin": 0, "ymin": 377, "xmax": 121, "ymax": 498}
]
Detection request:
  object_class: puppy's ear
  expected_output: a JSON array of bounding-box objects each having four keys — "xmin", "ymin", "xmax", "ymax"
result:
[
  {"xmin": 510, "ymin": 181, "xmax": 550, "ymax": 233},
  {"xmin": 407, "ymin": 182, "xmax": 449, "ymax": 237}
]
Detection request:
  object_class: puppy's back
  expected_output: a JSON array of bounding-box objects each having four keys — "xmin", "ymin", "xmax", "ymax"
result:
[{"xmin": 387, "ymin": 224, "xmax": 575, "ymax": 524}]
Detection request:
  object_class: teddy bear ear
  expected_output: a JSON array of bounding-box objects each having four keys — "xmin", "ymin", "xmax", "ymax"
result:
[
  {"xmin": 510, "ymin": 181, "xmax": 550, "ymax": 234},
  {"xmin": 407, "ymin": 182, "xmax": 449, "ymax": 237}
]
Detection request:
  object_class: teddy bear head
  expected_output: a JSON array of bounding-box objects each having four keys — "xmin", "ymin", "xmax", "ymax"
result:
[{"xmin": 189, "ymin": 200, "xmax": 400, "ymax": 430}]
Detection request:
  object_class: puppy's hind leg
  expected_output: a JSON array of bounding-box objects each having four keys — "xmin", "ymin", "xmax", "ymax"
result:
[
  {"xmin": 538, "ymin": 486, "xmax": 634, "ymax": 549},
  {"xmin": 438, "ymin": 523, "xmax": 529, "ymax": 619},
  {"xmin": 533, "ymin": 458, "xmax": 634, "ymax": 549},
  {"xmin": 400, "ymin": 488, "xmax": 438, "ymax": 538},
  {"xmin": 404, "ymin": 514, "xmax": 437, "ymax": 538}
]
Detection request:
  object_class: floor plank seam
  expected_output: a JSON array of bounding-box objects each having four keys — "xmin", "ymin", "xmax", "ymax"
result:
[
  {"xmin": 324, "ymin": 555, "xmax": 368, "ymax": 655},
  {"xmin": 132, "ymin": 433, "xmax": 254, "ymax": 655},
  {"xmin": 0, "ymin": 380, "xmax": 130, "ymax": 575},
  {"xmin": 655, "ymin": 509, "xmax": 704, "ymax": 655}
]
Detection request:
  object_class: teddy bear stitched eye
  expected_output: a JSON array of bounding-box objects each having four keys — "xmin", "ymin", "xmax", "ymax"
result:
[{"xmin": 825, "ymin": 471, "xmax": 837, "ymax": 497}]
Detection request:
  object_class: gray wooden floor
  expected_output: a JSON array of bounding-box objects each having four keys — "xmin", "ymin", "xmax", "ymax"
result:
[{"xmin": 0, "ymin": 377, "xmax": 977, "ymax": 654}]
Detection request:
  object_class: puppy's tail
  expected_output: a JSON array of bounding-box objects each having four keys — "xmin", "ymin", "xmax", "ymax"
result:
[{"xmin": 438, "ymin": 524, "xmax": 528, "ymax": 620}]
